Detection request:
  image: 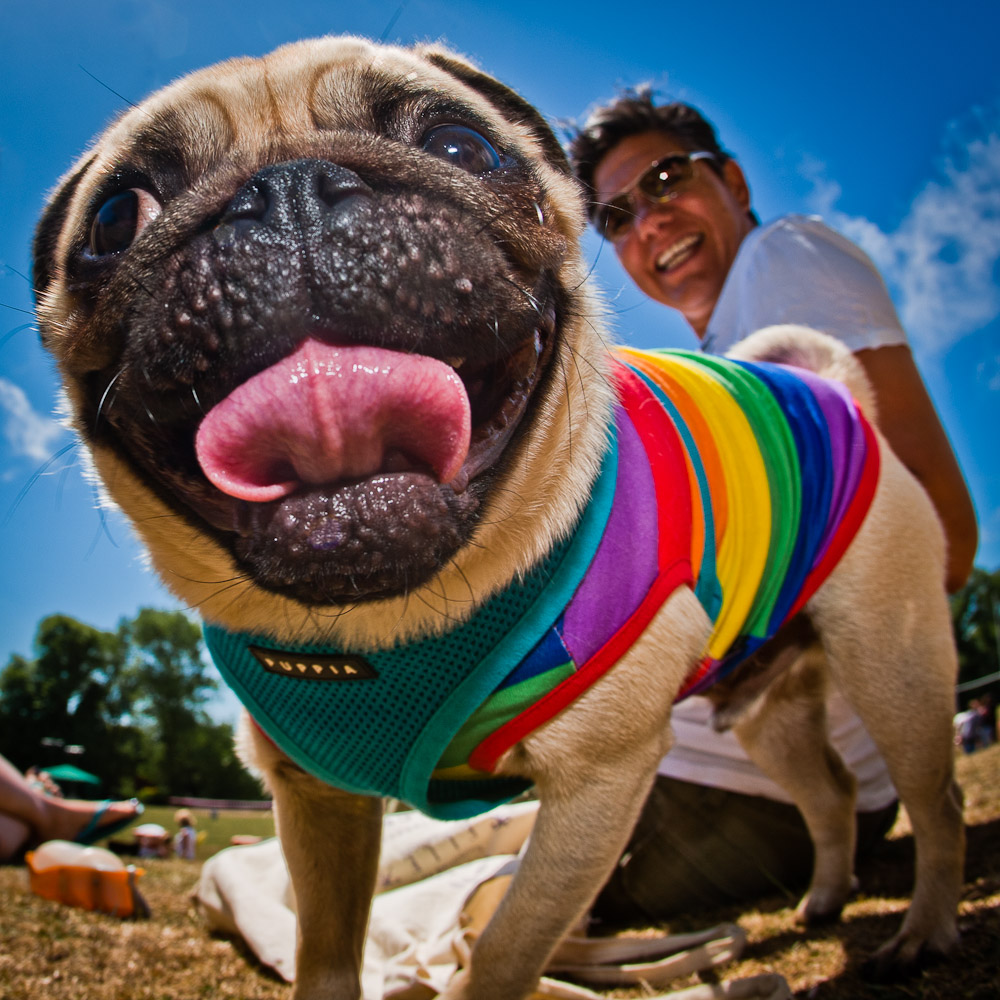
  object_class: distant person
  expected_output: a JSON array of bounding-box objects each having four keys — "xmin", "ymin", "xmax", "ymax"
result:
[
  {"xmin": 173, "ymin": 809, "xmax": 197, "ymax": 860},
  {"xmin": 0, "ymin": 753, "xmax": 142, "ymax": 862},
  {"xmin": 133, "ymin": 822, "xmax": 171, "ymax": 858},
  {"xmin": 955, "ymin": 702, "xmax": 982, "ymax": 754},
  {"xmin": 568, "ymin": 91, "xmax": 977, "ymax": 922},
  {"xmin": 976, "ymin": 695, "xmax": 997, "ymax": 747}
]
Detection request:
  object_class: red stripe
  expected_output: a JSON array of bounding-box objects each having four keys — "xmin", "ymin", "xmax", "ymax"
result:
[{"xmin": 469, "ymin": 363, "xmax": 694, "ymax": 773}]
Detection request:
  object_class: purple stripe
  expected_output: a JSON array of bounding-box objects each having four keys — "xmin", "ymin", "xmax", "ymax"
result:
[
  {"xmin": 785, "ymin": 367, "xmax": 866, "ymax": 561},
  {"xmin": 561, "ymin": 407, "xmax": 658, "ymax": 664}
]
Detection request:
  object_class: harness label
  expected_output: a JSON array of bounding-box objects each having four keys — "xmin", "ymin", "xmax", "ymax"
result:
[{"xmin": 249, "ymin": 646, "xmax": 379, "ymax": 681}]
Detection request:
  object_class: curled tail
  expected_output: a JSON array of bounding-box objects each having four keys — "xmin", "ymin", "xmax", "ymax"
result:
[{"xmin": 725, "ymin": 324, "xmax": 878, "ymax": 424}]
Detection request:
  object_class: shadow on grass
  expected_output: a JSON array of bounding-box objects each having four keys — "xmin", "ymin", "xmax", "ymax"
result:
[
  {"xmin": 736, "ymin": 815, "xmax": 1000, "ymax": 999},
  {"xmin": 208, "ymin": 929, "xmax": 289, "ymax": 984}
]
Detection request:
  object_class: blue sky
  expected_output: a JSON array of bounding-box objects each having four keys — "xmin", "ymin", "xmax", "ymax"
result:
[{"xmin": 2, "ymin": 0, "xmax": 998, "ymax": 723}]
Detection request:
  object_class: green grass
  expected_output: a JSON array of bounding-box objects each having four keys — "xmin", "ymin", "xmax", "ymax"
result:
[
  {"xmin": 1, "ymin": 747, "xmax": 997, "ymax": 999},
  {"xmin": 112, "ymin": 805, "xmax": 276, "ymax": 859}
]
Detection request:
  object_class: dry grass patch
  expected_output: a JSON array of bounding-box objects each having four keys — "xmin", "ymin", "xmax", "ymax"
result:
[{"xmin": 1, "ymin": 745, "xmax": 997, "ymax": 999}]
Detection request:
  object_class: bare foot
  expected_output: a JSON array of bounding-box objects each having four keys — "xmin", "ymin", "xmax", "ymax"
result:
[{"xmin": 36, "ymin": 796, "xmax": 143, "ymax": 845}]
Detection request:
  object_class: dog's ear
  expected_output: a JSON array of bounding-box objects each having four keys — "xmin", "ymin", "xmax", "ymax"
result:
[
  {"xmin": 32, "ymin": 155, "xmax": 95, "ymax": 308},
  {"xmin": 419, "ymin": 48, "xmax": 570, "ymax": 177}
]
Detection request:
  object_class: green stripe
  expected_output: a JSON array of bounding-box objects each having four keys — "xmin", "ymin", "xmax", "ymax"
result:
[
  {"xmin": 669, "ymin": 351, "xmax": 801, "ymax": 638},
  {"xmin": 436, "ymin": 659, "xmax": 575, "ymax": 769}
]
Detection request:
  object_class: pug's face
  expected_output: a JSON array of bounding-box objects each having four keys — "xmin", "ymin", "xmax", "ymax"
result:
[{"xmin": 33, "ymin": 37, "xmax": 610, "ymax": 641}]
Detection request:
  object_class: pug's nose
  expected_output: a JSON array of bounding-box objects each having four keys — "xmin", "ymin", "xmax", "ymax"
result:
[{"xmin": 219, "ymin": 158, "xmax": 373, "ymax": 236}]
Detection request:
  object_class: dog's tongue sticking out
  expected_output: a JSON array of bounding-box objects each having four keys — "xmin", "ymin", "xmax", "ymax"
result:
[{"xmin": 195, "ymin": 339, "xmax": 471, "ymax": 502}]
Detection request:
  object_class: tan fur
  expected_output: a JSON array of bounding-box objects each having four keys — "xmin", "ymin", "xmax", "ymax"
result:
[{"xmin": 36, "ymin": 38, "xmax": 963, "ymax": 1000}]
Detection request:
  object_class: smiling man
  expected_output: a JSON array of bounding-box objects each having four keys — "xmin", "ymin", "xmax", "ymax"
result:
[{"xmin": 569, "ymin": 89, "xmax": 977, "ymax": 926}]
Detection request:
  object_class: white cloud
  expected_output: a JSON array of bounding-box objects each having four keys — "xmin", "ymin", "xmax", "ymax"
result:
[
  {"xmin": 980, "ymin": 354, "xmax": 1000, "ymax": 393},
  {"xmin": 0, "ymin": 377, "xmax": 68, "ymax": 463},
  {"xmin": 806, "ymin": 104, "xmax": 1000, "ymax": 356}
]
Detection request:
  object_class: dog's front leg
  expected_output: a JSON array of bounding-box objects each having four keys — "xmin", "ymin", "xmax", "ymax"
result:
[
  {"xmin": 440, "ymin": 589, "xmax": 710, "ymax": 1000},
  {"xmin": 447, "ymin": 744, "xmax": 662, "ymax": 1000},
  {"xmin": 251, "ymin": 726, "xmax": 382, "ymax": 1000}
]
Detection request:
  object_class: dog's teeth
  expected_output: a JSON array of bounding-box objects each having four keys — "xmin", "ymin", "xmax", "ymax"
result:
[{"xmin": 444, "ymin": 357, "xmax": 465, "ymax": 369}]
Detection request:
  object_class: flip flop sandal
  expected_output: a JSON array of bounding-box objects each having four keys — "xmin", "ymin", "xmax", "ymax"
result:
[
  {"xmin": 547, "ymin": 923, "xmax": 746, "ymax": 985},
  {"xmin": 458, "ymin": 875, "xmax": 790, "ymax": 1000},
  {"xmin": 524, "ymin": 973, "xmax": 790, "ymax": 1000},
  {"xmin": 73, "ymin": 799, "xmax": 144, "ymax": 846}
]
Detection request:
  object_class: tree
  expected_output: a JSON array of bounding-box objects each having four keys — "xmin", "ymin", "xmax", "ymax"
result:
[
  {"xmin": 174, "ymin": 720, "xmax": 263, "ymax": 800},
  {"xmin": 118, "ymin": 608, "xmax": 219, "ymax": 797},
  {"xmin": 951, "ymin": 566, "xmax": 1000, "ymax": 705},
  {"xmin": 1, "ymin": 608, "xmax": 264, "ymax": 800},
  {"xmin": 0, "ymin": 615, "xmax": 142, "ymax": 792}
]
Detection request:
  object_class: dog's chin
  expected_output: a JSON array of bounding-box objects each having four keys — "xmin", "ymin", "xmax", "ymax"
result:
[{"xmin": 231, "ymin": 471, "xmax": 481, "ymax": 604}]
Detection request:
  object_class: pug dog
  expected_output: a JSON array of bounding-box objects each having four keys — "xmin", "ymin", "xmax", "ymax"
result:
[{"xmin": 34, "ymin": 36, "xmax": 964, "ymax": 1000}]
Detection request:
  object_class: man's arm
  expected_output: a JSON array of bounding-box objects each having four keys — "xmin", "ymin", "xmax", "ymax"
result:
[{"xmin": 855, "ymin": 344, "xmax": 978, "ymax": 593}]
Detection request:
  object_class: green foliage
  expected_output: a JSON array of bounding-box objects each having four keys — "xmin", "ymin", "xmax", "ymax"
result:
[
  {"xmin": 0, "ymin": 608, "xmax": 262, "ymax": 801},
  {"xmin": 0, "ymin": 615, "xmax": 141, "ymax": 793},
  {"xmin": 118, "ymin": 608, "xmax": 219, "ymax": 796},
  {"xmin": 951, "ymin": 565, "xmax": 1000, "ymax": 704}
]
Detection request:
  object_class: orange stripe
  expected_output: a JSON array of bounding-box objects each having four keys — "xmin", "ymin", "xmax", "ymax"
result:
[{"xmin": 619, "ymin": 348, "xmax": 728, "ymax": 548}]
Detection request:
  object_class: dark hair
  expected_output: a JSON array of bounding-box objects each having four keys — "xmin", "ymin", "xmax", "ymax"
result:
[{"xmin": 568, "ymin": 87, "xmax": 754, "ymax": 225}]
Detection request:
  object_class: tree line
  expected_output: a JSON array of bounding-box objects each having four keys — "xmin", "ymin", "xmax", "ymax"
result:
[
  {"xmin": 1, "ymin": 566, "xmax": 998, "ymax": 801},
  {"xmin": 0, "ymin": 608, "xmax": 262, "ymax": 801},
  {"xmin": 952, "ymin": 566, "xmax": 1000, "ymax": 707}
]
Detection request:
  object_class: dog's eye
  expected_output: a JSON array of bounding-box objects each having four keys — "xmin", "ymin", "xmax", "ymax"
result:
[
  {"xmin": 420, "ymin": 124, "xmax": 506, "ymax": 174},
  {"xmin": 89, "ymin": 188, "xmax": 162, "ymax": 257}
]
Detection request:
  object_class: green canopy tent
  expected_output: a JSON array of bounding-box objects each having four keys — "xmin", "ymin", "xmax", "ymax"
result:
[{"xmin": 44, "ymin": 764, "xmax": 101, "ymax": 785}]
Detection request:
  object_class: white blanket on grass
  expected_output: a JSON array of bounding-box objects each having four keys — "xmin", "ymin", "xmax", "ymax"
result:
[
  {"xmin": 193, "ymin": 800, "xmax": 789, "ymax": 1000},
  {"xmin": 193, "ymin": 801, "xmax": 539, "ymax": 995}
]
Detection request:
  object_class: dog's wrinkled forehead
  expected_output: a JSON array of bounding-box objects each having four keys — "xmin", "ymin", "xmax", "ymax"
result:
[
  {"xmin": 42, "ymin": 37, "xmax": 572, "ymax": 280},
  {"xmin": 34, "ymin": 36, "xmax": 581, "ymax": 310}
]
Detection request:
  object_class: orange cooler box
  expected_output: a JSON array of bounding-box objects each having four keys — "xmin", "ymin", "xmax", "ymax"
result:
[{"xmin": 26, "ymin": 850, "xmax": 148, "ymax": 918}]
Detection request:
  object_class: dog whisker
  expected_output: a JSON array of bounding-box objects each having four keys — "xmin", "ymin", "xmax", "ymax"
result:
[
  {"xmin": 411, "ymin": 585, "xmax": 469, "ymax": 625},
  {"xmin": 0, "ymin": 320, "xmax": 38, "ymax": 351},
  {"xmin": 3, "ymin": 440, "xmax": 78, "ymax": 527},
  {"xmin": 444, "ymin": 557, "xmax": 476, "ymax": 606},
  {"xmin": 95, "ymin": 367, "xmax": 126, "ymax": 431},
  {"xmin": 498, "ymin": 273, "xmax": 543, "ymax": 316}
]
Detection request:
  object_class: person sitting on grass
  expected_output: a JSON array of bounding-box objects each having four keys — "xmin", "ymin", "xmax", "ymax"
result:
[
  {"xmin": 173, "ymin": 809, "xmax": 197, "ymax": 860},
  {"xmin": 0, "ymin": 752, "xmax": 143, "ymax": 862}
]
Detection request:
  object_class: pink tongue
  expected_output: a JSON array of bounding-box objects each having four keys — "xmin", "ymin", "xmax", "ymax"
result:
[{"xmin": 195, "ymin": 339, "xmax": 471, "ymax": 502}]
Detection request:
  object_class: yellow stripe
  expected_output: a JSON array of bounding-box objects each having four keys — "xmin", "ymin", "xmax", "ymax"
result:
[{"xmin": 649, "ymin": 353, "xmax": 772, "ymax": 659}]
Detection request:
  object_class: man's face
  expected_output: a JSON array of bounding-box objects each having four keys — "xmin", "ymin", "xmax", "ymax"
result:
[{"xmin": 592, "ymin": 130, "xmax": 755, "ymax": 336}]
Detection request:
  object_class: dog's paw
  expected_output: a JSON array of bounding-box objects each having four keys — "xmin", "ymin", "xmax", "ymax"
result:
[
  {"xmin": 795, "ymin": 875, "xmax": 857, "ymax": 925},
  {"xmin": 862, "ymin": 922, "xmax": 958, "ymax": 981}
]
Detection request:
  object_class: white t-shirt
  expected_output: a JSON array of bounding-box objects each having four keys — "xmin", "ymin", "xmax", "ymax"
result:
[
  {"xmin": 660, "ymin": 694, "xmax": 898, "ymax": 811},
  {"xmin": 703, "ymin": 214, "xmax": 906, "ymax": 355},
  {"xmin": 658, "ymin": 214, "xmax": 902, "ymax": 812}
]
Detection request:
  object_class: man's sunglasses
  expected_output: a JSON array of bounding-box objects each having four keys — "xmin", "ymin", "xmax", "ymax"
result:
[{"xmin": 593, "ymin": 151, "xmax": 716, "ymax": 242}]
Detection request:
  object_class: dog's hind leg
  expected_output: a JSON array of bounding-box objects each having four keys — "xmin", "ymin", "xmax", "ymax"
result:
[
  {"xmin": 805, "ymin": 454, "xmax": 965, "ymax": 975},
  {"xmin": 243, "ymin": 719, "xmax": 383, "ymax": 1000},
  {"xmin": 730, "ymin": 646, "xmax": 861, "ymax": 924}
]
